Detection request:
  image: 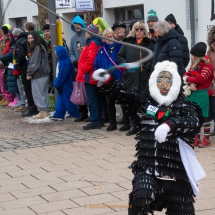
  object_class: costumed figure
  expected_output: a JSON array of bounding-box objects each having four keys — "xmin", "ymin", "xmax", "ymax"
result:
[
  {"xmin": 92, "ymin": 60, "xmax": 206, "ymax": 215},
  {"xmin": 49, "ymin": 46, "xmax": 80, "ymax": 120}
]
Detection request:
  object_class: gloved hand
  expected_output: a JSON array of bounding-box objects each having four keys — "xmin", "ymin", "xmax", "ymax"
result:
[
  {"xmin": 154, "ymin": 123, "xmax": 170, "ymax": 143},
  {"xmin": 183, "ymin": 75, "xmax": 188, "ymax": 84},
  {"xmin": 73, "ymin": 61, "xmax": 78, "ymax": 69},
  {"xmin": 92, "ymin": 69, "xmax": 110, "ymax": 82}
]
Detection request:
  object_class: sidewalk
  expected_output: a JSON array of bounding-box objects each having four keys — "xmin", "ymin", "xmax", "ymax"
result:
[{"xmin": 0, "ymin": 108, "xmax": 214, "ymax": 214}]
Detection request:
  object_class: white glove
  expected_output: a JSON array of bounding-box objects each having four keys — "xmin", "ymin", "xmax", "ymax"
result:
[
  {"xmin": 154, "ymin": 123, "xmax": 170, "ymax": 143},
  {"xmin": 92, "ymin": 69, "xmax": 110, "ymax": 82},
  {"xmin": 183, "ymin": 75, "xmax": 188, "ymax": 84}
]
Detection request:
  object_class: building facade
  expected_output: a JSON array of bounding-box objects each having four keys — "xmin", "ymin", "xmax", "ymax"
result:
[{"xmin": 1, "ymin": 0, "xmax": 214, "ymax": 51}]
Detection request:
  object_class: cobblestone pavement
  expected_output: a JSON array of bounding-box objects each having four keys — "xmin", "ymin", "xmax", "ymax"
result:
[{"xmin": 0, "ymin": 106, "xmax": 214, "ymax": 215}]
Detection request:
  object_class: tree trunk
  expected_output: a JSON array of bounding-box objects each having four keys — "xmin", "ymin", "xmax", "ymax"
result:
[
  {"xmin": 86, "ymin": 0, "xmax": 102, "ymax": 25},
  {"xmin": 37, "ymin": 0, "xmax": 48, "ymax": 30}
]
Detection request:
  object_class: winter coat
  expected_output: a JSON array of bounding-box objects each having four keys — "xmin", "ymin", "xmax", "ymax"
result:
[
  {"xmin": 117, "ymin": 36, "xmax": 155, "ymax": 91},
  {"xmin": 70, "ymin": 15, "xmax": 86, "ymax": 67},
  {"xmin": 174, "ymin": 25, "xmax": 190, "ymax": 68},
  {"xmin": 27, "ymin": 45, "xmax": 50, "ymax": 79},
  {"xmin": 54, "ymin": 46, "xmax": 74, "ymax": 91},
  {"xmin": 76, "ymin": 36, "xmax": 102, "ymax": 85},
  {"xmin": 94, "ymin": 42, "xmax": 123, "ymax": 80},
  {"xmin": 0, "ymin": 31, "xmax": 17, "ymax": 93},
  {"xmin": 0, "ymin": 35, "xmax": 8, "ymax": 56},
  {"xmin": 152, "ymin": 29, "xmax": 185, "ymax": 76},
  {"xmin": 15, "ymin": 32, "xmax": 28, "ymax": 73}
]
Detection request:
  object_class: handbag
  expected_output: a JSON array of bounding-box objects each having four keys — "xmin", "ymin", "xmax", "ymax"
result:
[{"xmin": 70, "ymin": 81, "xmax": 87, "ymax": 105}]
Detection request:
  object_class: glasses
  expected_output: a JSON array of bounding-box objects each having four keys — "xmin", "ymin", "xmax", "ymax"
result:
[{"xmin": 135, "ymin": 28, "xmax": 144, "ymax": 32}]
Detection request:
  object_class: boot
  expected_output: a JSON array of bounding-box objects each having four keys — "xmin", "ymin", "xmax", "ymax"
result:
[
  {"xmin": 106, "ymin": 124, "xmax": 117, "ymax": 132},
  {"xmin": 119, "ymin": 124, "xmax": 130, "ymax": 131},
  {"xmin": 32, "ymin": 110, "xmax": 48, "ymax": 119},
  {"xmin": 198, "ymin": 138, "xmax": 211, "ymax": 148},
  {"xmin": 22, "ymin": 106, "xmax": 38, "ymax": 117},
  {"xmin": 126, "ymin": 127, "xmax": 138, "ymax": 136},
  {"xmin": 0, "ymin": 99, "xmax": 10, "ymax": 106},
  {"xmin": 190, "ymin": 137, "xmax": 201, "ymax": 147},
  {"xmin": 14, "ymin": 106, "xmax": 25, "ymax": 112},
  {"xmin": 74, "ymin": 114, "xmax": 88, "ymax": 122},
  {"xmin": 0, "ymin": 98, "xmax": 5, "ymax": 104}
]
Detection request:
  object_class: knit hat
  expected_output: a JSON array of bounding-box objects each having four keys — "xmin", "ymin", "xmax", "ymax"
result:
[
  {"xmin": 146, "ymin": 9, "xmax": 158, "ymax": 22},
  {"xmin": 165, "ymin": 14, "xmax": 177, "ymax": 25},
  {"xmin": 42, "ymin": 24, "xmax": 50, "ymax": 31},
  {"xmin": 1, "ymin": 24, "xmax": 11, "ymax": 34},
  {"xmin": 111, "ymin": 21, "xmax": 126, "ymax": 31},
  {"xmin": 87, "ymin": 24, "xmax": 99, "ymax": 34},
  {"xmin": 190, "ymin": 42, "xmax": 207, "ymax": 57}
]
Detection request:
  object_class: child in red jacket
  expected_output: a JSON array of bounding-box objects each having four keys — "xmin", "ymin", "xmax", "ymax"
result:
[{"xmin": 183, "ymin": 42, "xmax": 214, "ymax": 148}]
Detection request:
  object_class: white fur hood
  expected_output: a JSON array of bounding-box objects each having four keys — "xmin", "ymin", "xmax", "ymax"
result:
[{"xmin": 149, "ymin": 61, "xmax": 181, "ymax": 106}]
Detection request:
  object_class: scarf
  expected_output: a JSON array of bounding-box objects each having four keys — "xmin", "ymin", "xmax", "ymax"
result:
[{"xmin": 12, "ymin": 47, "xmax": 20, "ymax": 76}]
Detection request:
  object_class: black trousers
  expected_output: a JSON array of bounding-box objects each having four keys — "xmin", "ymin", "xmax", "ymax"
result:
[
  {"xmin": 20, "ymin": 70, "xmax": 35, "ymax": 107},
  {"xmin": 78, "ymin": 105, "xmax": 88, "ymax": 117},
  {"xmin": 106, "ymin": 95, "xmax": 116, "ymax": 124}
]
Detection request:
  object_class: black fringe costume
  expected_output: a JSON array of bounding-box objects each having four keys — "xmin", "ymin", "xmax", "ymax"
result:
[{"xmin": 100, "ymin": 78, "xmax": 203, "ymax": 215}]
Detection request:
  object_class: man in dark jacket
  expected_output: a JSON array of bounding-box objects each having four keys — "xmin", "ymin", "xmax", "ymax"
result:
[
  {"xmin": 112, "ymin": 22, "xmax": 127, "ymax": 41},
  {"xmin": 152, "ymin": 20, "xmax": 185, "ymax": 77},
  {"xmin": 12, "ymin": 28, "xmax": 38, "ymax": 116},
  {"xmin": 165, "ymin": 13, "xmax": 190, "ymax": 68}
]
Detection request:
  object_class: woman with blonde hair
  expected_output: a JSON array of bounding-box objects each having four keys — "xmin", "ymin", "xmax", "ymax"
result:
[
  {"xmin": 152, "ymin": 20, "xmax": 185, "ymax": 76},
  {"xmin": 117, "ymin": 21, "xmax": 155, "ymax": 135},
  {"xmin": 183, "ymin": 42, "xmax": 214, "ymax": 148},
  {"xmin": 94, "ymin": 28, "xmax": 122, "ymax": 131}
]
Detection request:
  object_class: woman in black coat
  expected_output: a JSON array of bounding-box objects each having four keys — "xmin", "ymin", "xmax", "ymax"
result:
[
  {"xmin": 117, "ymin": 21, "xmax": 155, "ymax": 135},
  {"xmin": 152, "ymin": 20, "xmax": 185, "ymax": 77}
]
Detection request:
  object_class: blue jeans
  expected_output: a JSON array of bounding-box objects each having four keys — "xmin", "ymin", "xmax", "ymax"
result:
[{"xmin": 84, "ymin": 83, "xmax": 103, "ymax": 125}]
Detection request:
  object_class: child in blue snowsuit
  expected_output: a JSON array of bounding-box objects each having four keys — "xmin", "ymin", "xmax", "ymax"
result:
[{"xmin": 49, "ymin": 46, "xmax": 80, "ymax": 120}]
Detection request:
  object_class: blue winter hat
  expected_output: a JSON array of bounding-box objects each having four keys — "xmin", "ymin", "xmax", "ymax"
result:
[
  {"xmin": 87, "ymin": 24, "xmax": 99, "ymax": 34},
  {"xmin": 146, "ymin": 9, "xmax": 158, "ymax": 22}
]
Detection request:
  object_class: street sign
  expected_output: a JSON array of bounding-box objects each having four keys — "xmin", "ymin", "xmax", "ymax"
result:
[
  {"xmin": 75, "ymin": 0, "xmax": 95, "ymax": 12},
  {"xmin": 56, "ymin": 0, "xmax": 73, "ymax": 9}
]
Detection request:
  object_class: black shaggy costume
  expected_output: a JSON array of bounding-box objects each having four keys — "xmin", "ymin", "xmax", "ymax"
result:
[{"xmin": 97, "ymin": 61, "xmax": 205, "ymax": 215}]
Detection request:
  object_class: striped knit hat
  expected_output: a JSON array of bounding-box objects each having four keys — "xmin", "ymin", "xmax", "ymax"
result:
[{"xmin": 87, "ymin": 24, "xmax": 99, "ymax": 34}]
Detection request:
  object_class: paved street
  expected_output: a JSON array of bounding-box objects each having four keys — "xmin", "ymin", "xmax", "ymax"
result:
[{"xmin": 0, "ymin": 107, "xmax": 214, "ymax": 215}]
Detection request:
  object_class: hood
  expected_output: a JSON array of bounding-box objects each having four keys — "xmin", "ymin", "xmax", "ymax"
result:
[
  {"xmin": 56, "ymin": 46, "xmax": 69, "ymax": 60},
  {"xmin": 207, "ymin": 25, "xmax": 215, "ymax": 47},
  {"xmin": 17, "ymin": 31, "xmax": 27, "ymax": 40},
  {"xmin": 87, "ymin": 35, "xmax": 102, "ymax": 46},
  {"xmin": 175, "ymin": 24, "xmax": 184, "ymax": 36},
  {"xmin": 149, "ymin": 61, "xmax": 181, "ymax": 106},
  {"xmin": 158, "ymin": 29, "xmax": 179, "ymax": 45},
  {"xmin": 71, "ymin": 15, "xmax": 86, "ymax": 32},
  {"xmin": 8, "ymin": 29, "xmax": 15, "ymax": 44}
]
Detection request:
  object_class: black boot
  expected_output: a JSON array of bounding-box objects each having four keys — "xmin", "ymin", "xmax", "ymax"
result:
[
  {"xmin": 126, "ymin": 127, "xmax": 138, "ymax": 136},
  {"xmin": 74, "ymin": 115, "xmax": 88, "ymax": 122},
  {"xmin": 119, "ymin": 124, "xmax": 130, "ymax": 131},
  {"xmin": 106, "ymin": 124, "xmax": 117, "ymax": 132},
  {"xmin": 22, "ymin": 106, "xmax": 38, "ymax": 117}
]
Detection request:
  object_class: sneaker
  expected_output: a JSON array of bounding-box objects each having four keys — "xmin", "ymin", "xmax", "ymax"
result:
[
  {"xmin": 14, "ymin": 106, "xmax": 25, "ymax": 112},
  {"xmin": 210, "ymin": 130, "xmax": 215, "ymax": 136},
  {"xmin": 11, "ymin": 101, "xmax": 24, "ymax": 109},
  {"xmin": 32, "ymin": 111, "xmax": 48, "ymax": 119},
  {"xmin": 119, "ymin": 124, "xmax": 130, "ymax": 131},
  {"xmin": 0, "ymin": 100, "xmax": 10, "ymax": 107},
  {"xmin": 198, "ymin": 138, "xmax": 211, "ymax": 148},
  {"xmin": 83, "ymin": 123, "xmax": 101, "ymax": 130},
  {"xmin": 9, "ymin": 98, "xmax": 18, "ymax": 107},
  {"xmin": 49, "ymin": 115, "xmax": 63, "ymax": 121}
]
